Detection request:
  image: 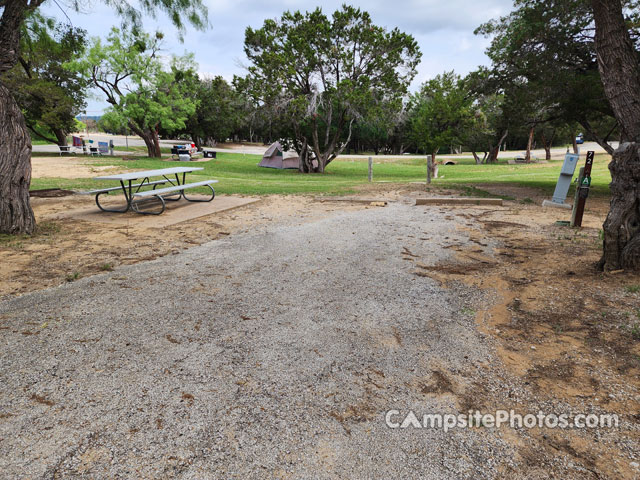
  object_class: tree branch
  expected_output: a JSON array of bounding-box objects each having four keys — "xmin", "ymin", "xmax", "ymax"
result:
[{"xmin": 579, "ymin": 118, "xmax": 615, "ymax": 154}]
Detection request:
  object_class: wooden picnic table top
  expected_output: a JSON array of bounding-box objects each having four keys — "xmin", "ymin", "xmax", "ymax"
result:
[{"xmin": 94, "ymin": 167, "xmax": 204, "ymax": 182}]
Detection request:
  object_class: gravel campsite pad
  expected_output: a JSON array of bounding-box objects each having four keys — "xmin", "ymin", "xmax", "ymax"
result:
[{"xmin": 0, "ymin": 199, "xmax": 637, "ymax": 478}]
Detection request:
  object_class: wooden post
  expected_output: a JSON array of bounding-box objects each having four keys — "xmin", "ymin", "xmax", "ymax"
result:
[
  {"xmin": 571, "ymin": 151, "xmax": 594, "ymax": 227},
  {"xmin": 368, "ymin": 156, "xmax": 373, "ymax": 182},
  {"xmin": 427, "ymin": 155, "xmax": 433, "ymax": 185},
  {"xmin": 570, "ymin": 166, "xmax": 585, "ymax": 226}
]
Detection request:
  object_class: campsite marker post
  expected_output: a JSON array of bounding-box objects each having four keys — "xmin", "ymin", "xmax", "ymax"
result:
[
  {"xmin": 570, "ymin": 151, "xmax": 594, "ymax": 227},
  {"xmin": 368, "ymin": 157, "xmax": 373, "ymax": 182}
]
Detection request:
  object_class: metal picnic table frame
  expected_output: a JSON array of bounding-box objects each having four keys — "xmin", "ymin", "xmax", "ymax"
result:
[{"xmin": 92, "ymin": 166, "xmax": 213, "ymax": 214}]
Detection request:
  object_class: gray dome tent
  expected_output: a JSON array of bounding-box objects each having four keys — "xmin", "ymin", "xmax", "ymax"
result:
[{"xmin": 258, "ymin": 142, "xmax": 299, "ymax": 169}]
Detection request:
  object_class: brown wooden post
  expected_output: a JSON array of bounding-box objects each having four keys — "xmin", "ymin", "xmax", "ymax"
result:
[{"xmin": 571, "ymin": 151, "xmax": 594, "ymax": 227}]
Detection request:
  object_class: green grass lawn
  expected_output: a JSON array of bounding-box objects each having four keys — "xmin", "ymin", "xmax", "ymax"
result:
[
  {"xmin": 30, "ymin": 151, "xmax": 612, "ymax": 197},
  {"xmin": 113, "ymin": 145, "xmax": 174, "ymax": 154}
]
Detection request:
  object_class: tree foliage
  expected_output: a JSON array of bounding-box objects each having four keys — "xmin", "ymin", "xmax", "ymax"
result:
[
  {"xmin": 0, "ymin": 0, "xmax": 208, "ymax": 234},
  {"xmin": 474, "ymin": 0, "xmax": 640, "ymax": 153},
  {"xmin": 243, "ymin": 5, "xmax": 421, "ymax": 172},
  {"xmin": 183, "ymin": 76, "xmax": 245, "ymax": 147},
  {"xmin": 1, "ymin": 12, "xmax": 87, "ymax": 145},
  {"xmin": 407, "ymin": 71, "xmax": 473, "ymax": 161},
  {"xmin": 72, "ymin": 28, "xmax": 197, "ymax": 157},
  {"xmin": 460, "ymin": 92, "xmax": 508, "ymax": 163}
]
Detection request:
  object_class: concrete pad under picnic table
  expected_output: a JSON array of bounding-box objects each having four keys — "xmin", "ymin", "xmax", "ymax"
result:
[{"xmin": 52, "ymin": 195, "xmax": 261, "ymax": 228}]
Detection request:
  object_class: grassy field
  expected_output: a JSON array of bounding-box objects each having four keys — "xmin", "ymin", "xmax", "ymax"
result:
[{"xmin": 30, "ymin": 151, "xmax": 612, "ymax": 197}]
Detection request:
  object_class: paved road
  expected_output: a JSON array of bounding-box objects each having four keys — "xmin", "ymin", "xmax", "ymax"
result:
[
  {"xmin": 31, "ymin": 134, "xmax": 180, "ymax": 154},
  {"xmin": 0, "ymin": 202, "xmax": 514, "ymax": 478}
]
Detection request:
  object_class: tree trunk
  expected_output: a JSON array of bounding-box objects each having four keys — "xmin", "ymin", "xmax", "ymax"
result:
[
  {"xmin": 525, "ymin": 126, "xmax": 534, "ymax": 162},
  {"xmin": 127, "ymin": 120, "xmax": 161, "ymax": 158},
  {"xmin": 541, "ymin": 130, "xmax": 555, "ymax": 160},
  {"xmin": 298, "ymin": 140, "xmax": 315, "ymax": 173},
  {"xmin": 191, "ymin": 133, "xmax": 202, "ymax": 150},
  {"xmin": 573, "ymin": 135, "xmax": 579, "ymax": 154},
  {"xmin": 592, "ymin": 0, "xmax": 640, "ymax": 270},
  {"xmin": 0, "ymin": 84, "xmax": 35, "ymax": 234},
  {"xmin": 472, "ymin": 151, "xmax": 481, "ymax": 164},
  {"xmin": 0, "ymin": 0, "xmax": 42, "ymax": 235},
  {"xmin": 54, "ymin": 128, "xmax": 67, "ymax": 147},
  {"xmin": 151, "ymin": 127, "xmax": 162, "ymax": 157},
  {"xmin": 487, "ymin": 129, "xmax": 508, "ymax": 163},
  {"xmin": 592, "ymin": 0, "xmax": 640, "ymax": 142},
  {"xmin": 488, "ymin": 146, "xmax": 499, "ymax": 163},
  {"xmin": 598, "ymin": 143, "xmax": 640, "ymax": 270},
  {"xmin": 142, "ymin": 134, "xmax": 155, "ymax": 157},
  {"xmin": 140, "ymin": 130, "xmax": 159, "ymax": 157}
]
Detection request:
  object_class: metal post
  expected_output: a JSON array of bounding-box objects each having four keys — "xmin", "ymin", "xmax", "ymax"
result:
[
  {"xmin": 368, "ymin": 156, "xmax": 373, "ymax": 182},
  {"xmin": 426, "ymin": 155, "xmax": 433, "ymax": 185}
]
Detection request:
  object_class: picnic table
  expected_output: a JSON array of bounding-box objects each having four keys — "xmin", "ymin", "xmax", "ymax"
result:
[{"xmin": 82, "ymin": 166, "xmax": 218, "ymax": 215}]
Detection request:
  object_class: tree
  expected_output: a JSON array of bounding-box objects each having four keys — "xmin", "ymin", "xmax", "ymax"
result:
[
  {"xmin": 243, "ymin": 5, "xmax": 421, "ymax": 172},
  {"xmin": 185, "ymin": 76, "xmax": 244, "ymax": 148},
  {"xmin": 351, "ymin": 95, "xmax": 404, "ymax": 155},
  {"xmin": 407, "ymin": 71, "xmax": 473, "ymax": 163},
  {"xmin": 476, "ymin": 0, "xmax": 624, "ymax": 155},
  {"xmin": 591, "ymin": 0, "xmax": 640, "ymax": 270},
  {"xmin": 97, "ymin": 110, "xmax": 130, "ymax": 135},
  {"xmin": 461, "ymin": 93, "xmax": 508, "ymax": 164},
  {"xmin": 72, "ymin": 28, "xmax": 197, "ymax": 158},
  {"xmin": 1, "ymin": 12, "xmax": 87, "ymax": 146},
  {"xmin": 480, "ymin": 0, "xmax": 640, "ymax": 269},
  {"xmin": 0, "ymin": 0, "xmax": 207, "ymax": 235},
  {"xmin": 502, "ymin": 79, "xmax": 553, "ymax": 162}
]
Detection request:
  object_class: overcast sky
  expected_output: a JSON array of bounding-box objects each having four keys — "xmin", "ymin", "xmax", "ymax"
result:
[{"xmin": 41, "ymin": 0, "xmax": 515, "ymax": 114}]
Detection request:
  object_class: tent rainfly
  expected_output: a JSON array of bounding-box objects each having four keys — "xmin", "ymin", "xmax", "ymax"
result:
[{"xmin": 258, "ymin": 142, "xmax": 299, "ymax": 169}]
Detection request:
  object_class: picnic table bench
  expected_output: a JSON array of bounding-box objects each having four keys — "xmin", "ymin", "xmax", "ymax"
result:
[
  {"xmin": 81, "ymin": 166, "xmax": 217, "ymax": 215},
  {"xmin": 58, "ymin": 145, "xmax": 79, "ymax": 155}
]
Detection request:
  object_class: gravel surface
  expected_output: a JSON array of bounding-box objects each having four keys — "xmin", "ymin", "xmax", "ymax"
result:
[{"xmin": 0, "ymin": 201, "xmax": 516, "ymax": 478}]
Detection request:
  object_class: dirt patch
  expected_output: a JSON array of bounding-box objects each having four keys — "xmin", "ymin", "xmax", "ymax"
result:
[
  {"xmin": 420, "ymin": 370, "xmax": 455, "ymax": 395},
  {"xmin": 3, "ymin": 180, "xmax": 639, "ymax": 477},
  {"xmin": 0, "ymin": 194, "xmax": 372, "ymax": 298},
  {"xmin": 31, "ymin": 156, "xmax": 128, "ymax": 179},
  {"xmin": 410, "ymin": 185, "xmax": 640, "ymax": 479},
  {"xmin": 29, "ymin": 189, "xmax": 76, "ymax": 198}
]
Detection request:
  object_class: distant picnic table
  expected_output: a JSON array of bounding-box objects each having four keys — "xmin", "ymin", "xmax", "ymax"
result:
[{"xmin": 81, "ymin": 166, "xmax": 217, "ymax": 215}]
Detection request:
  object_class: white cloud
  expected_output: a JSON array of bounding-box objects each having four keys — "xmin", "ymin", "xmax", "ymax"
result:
[{"xmin": 40, "ymin": 0, "xmax": 516, "ymax": 112}]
